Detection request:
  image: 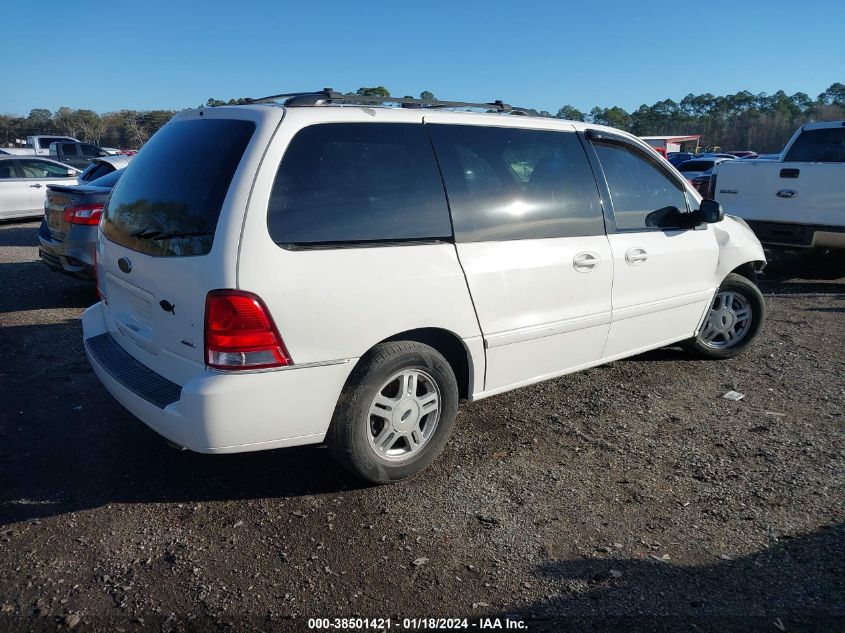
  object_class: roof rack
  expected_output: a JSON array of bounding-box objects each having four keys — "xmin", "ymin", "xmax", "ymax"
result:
[{"xmin": 244, "ymin": 88, "xmax": 538, "ymax": 116}]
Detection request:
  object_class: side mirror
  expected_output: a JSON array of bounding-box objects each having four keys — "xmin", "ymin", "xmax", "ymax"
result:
[
  {"xmin": 698, "ymin": 198, "xmax": 724, "ymax": 223},
  {"xmin": 65, "ymin": 168, "xmax": 76, "ymax": 177}
]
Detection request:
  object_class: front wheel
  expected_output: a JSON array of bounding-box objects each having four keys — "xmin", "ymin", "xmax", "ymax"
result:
[
  {"xmin": 326, "ymin": 341, "xmax": 459, "ymax": 484},
  {"xmin": 682, "ymin": 273, "xmax": 766, "ymax": 359}
]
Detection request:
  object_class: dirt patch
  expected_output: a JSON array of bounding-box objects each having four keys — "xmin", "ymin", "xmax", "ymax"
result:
[{"xmin": 1, "ymin": 221, "xmax": 842, "ymax": 631}]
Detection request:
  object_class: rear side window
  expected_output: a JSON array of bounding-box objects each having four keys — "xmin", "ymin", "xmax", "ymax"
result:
[
  {"xmin": 268, "ymin": 123, "xmax": 451, "ymax": 247},
  {"xmin": 39, "ymin": 137, "xmax": 66, "ymax": 149},
  {"xmin": 593, "ymin": 141, "xmax": 689, "ymax": 231},
  {"xmin": 103, "ymin": 118, "xmax": 255, "ymax": 257},
  {"xmin": 426, "ymin": 124, "xmax": 604, "ymax": 241},
  {"xmin": 80, "ymin": 143, "xmax": 100, "ymax": 157},
  {"xmin": 61, "ymin": 143, "xmax": 79, "ymax": 156},
  {"xmin": 784, "ymin": 128, "xmax": 845, "ymax": 162}
]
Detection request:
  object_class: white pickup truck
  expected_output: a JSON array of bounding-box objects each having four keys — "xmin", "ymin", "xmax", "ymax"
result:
[
  {"xmin": 713, "ymin": 121, "xmax": 845, "ymax": 249},
  {"xmin": 0, "ymin": 135, "xmax": 79, "ymax": 156}
]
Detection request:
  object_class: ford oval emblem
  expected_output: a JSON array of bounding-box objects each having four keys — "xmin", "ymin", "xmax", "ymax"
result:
[
  {"xmin": 776, "ymin": 189, "xmax": 798, "ymax": 199},
  {"xmin": 118, "ymin": 257, "xmax": 132, "ymax": 273}
]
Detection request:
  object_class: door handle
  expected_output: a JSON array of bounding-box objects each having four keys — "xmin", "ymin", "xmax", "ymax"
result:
[
  {"xmin": 625, "ymin": 248, "xmax": 648, "ymax": 265},
  {"xmin": 29, "ymin": 183, "xmax": 43, "ymax": 188},
  {"xmin": 573, "ymin": 251, "xmax": 600, "ymax": 272}
]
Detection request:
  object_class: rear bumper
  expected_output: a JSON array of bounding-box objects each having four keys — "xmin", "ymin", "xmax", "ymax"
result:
[
  {"xmin": 746, "ymin": 220, "xmax": 845, "ymax": 249},
  {"xmin": 82, "ymin": 302, "xmax": 355, "ymax": 453},
  {"xmin": 38, "ymin": 219, "xmax": 96, "ymax": 279}
]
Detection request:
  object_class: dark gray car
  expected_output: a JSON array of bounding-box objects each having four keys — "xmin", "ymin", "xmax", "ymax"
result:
[{"xmin": 38, "ymin": 169, "xmax": 123, "ymax": 280}]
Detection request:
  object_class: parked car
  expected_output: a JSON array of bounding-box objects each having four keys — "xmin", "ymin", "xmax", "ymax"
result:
[
  {"xmin": 0, "ymin": 156, "xmax": 79, "ymax": 220},
  {"xmin": 667, "ymin": 151, "xmax": 695, "ymax": 167},
  {"xmin": 714, "ymin": 121, "xmax": 845, "ymax": 249},
  {"xmin": 83, "ymin": 95, "xmax": 767, "ymax": 484},
  {"xmin": 727, "ymin": 151, "xmax": 757, "ymax": 159},
  {"xmin": 697, "ymin": 152, "xmax": 737, "ymax": 160},
  {"xmin": 747, "ymin": 153, "xmax": 780, "ymax": 160},
  {"xmin": 39, "ymin": 169, "xmax": 124, "ymax": 279},
  {"xmin": 676, "ymin": 157, "xmax": 732, "ymax": 179},
  {"xmin": 49, "ymin": 141, "xmax": 111, "ymax": 169},
  {"xmin": 77, "ymin": 155, "xmax": 134, "ymax": 184}
]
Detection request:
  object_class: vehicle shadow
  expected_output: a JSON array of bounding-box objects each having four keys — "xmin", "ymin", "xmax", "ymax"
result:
[
  {"xmin": 0, "ymin": 320, "xmax": 365, "ymax": 525},
  {"xmin": 497, "ymin": 523, "xmax": 844, "ymax": 632},
  {"xmin": 0, "ymin": 220, "xmax": 40, "ymax": 247},
  {"xmin": 762, "ymin": 248, "xmax": 845, "ymax": 284},
  {"xmin": 0, "ymin": 261, "xmax": 96, "ymax": 313}
]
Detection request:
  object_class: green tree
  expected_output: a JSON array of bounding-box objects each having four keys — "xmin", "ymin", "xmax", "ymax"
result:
[
  {"xmin": 555, "ymin": 105, "xmax": 584, "ymax": 121},
  {"xmin": 818, "ymin": 82, "xmax": 845, "ymax": 106},
  {"xmin": 419, "ymin": 90, "xmax": 435, "ymax": 101},
  {"xmin": 356, "ymin": 86, "xmax": 390, "ymax": 97},
  {"xmin": 27, "ymin": 108, "xmax": 52, "ymax": 125}
]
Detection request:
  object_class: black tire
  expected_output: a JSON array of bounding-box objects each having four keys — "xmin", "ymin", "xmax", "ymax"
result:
[
  {"xmin": 326, "ymin": 341, "xmax": 459, "ymax": 484},
  {"xmin": 682, "ymin": 273, "xmax": 766, "ymax": 360}
]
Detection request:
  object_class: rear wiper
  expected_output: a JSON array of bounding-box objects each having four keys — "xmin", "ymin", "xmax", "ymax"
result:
[
  {"xmin": 150, "ymin": 230, "xmax": 213, "ymax": 241},
  {"xmin": 130, "ymin": 226, "xmax": 163, "ymax": 239}
]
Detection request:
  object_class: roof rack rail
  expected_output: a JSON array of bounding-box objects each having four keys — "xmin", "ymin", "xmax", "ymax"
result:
[{"xmin": 244, "ymin": 88, "xmax": 537, "ymax": 115}]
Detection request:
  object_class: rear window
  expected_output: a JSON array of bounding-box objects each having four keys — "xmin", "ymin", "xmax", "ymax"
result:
[
  {"xmin": 103, "ymin": 118, "xmax": 255, "ymax": 257},
  {"xmin": 80, "ymin": 162, "xmax": 114, "ymax": 182},
  {"xmin": 89, "ymin": 169, "xmax": 123, "ymax": 188},
  {"xmin": 784, "ymin": 128, "xmax": 845, "ymax": 162},
  {"xmin": 678, "ymin": 160, "xmax": 713, "ymax": 172},
  {"xmin": 38, "ymin": 137, "xmax": 68, "ymax": 149},
  {"xmin": 267, "ymin": 123, "xmax": 451, "ymax": 247}
]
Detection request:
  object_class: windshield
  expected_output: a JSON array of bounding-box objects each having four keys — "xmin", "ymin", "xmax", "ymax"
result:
[{"xmin": 102, "ymin": 118, "xmax": 255, "ymax": 257}]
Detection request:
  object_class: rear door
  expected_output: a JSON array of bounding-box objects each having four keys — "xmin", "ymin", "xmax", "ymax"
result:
[
  {"xmin": 96, "ymin": 108, "xmax": 275, "ymax": 385},
  {"xmin": 426, "ymin": 118, "xmax": 613, "ymax": 393},
  {"xmin": 587, "ymin": 134, "xmax": 719, "ymax": 359}
]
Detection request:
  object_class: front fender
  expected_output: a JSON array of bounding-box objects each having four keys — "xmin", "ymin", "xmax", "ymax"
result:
[{"xmin": 713, "ymin": 215, "xmax": 767, "ymax": 281}]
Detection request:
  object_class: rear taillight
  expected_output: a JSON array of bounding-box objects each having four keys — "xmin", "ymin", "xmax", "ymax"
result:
[
  {"xmin": 63, "ymin": 203, "xmax": 104, "ymax": 225},
  {"xmin": 204, "ymin": 290, "xmax": 291, "ymax": 370}
]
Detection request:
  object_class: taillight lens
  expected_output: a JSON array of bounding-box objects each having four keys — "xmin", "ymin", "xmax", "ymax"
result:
[
  {"xmin": 205, "ymin": 290, "xmax": 291, "ymax": 370},
  {"xmin": 63, "ymin": 203, "xmax": 104, "ymax": 225}
]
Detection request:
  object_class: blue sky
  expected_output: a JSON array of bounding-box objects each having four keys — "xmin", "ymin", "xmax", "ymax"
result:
[{"xmin": 2, "ymin": 0, "xmax": 843, "ymax": 116}]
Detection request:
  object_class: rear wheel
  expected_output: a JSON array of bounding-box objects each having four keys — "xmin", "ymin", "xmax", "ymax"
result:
[
  {"xmin": 327, "ymin": 342, "xmax": 459, "ymax": 484},
  {"xmin": 682, "ymin": 273, "xmax": 766, "ymax": 359}
]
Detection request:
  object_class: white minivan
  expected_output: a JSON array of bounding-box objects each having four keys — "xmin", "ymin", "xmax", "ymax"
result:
[{"xmin": 82, "ymin": 92, "xmax": 767, "ymax": 483}]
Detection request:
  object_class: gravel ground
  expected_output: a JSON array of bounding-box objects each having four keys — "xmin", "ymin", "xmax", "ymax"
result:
[{"xmin": 0, "ymin": 220, "xmax": 843, "ymax": 632}]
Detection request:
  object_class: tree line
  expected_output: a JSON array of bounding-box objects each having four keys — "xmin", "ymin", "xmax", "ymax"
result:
[{"xmin": 2, "ymin": 83, "xmax": 843, "ymax": 152}]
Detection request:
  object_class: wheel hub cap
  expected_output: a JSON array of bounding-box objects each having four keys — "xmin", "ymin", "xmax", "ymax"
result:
[
  {"xmin": 393, "ymin": 399, "xmax": 420, "ymax": 431},
  {"xmin": 713, "ymin": 309, "xmax": 735, "ymax": 332}
]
